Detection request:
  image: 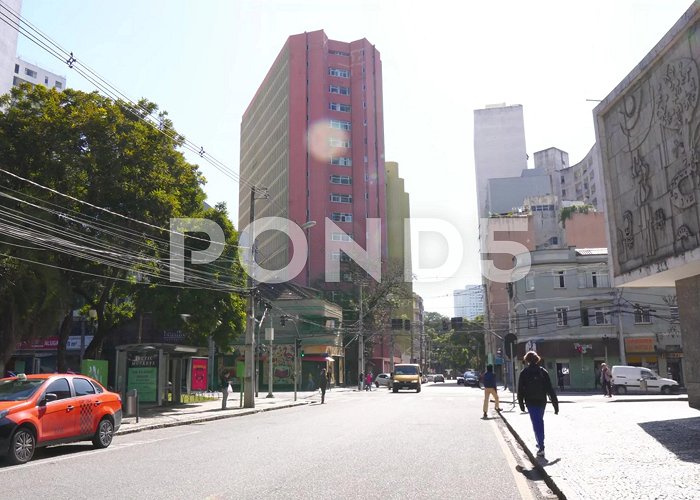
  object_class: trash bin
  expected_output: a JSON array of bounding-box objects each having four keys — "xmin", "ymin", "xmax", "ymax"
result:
[{"xmin": 125, "ymin": 389, "xmax": 139, "ymax": 420}]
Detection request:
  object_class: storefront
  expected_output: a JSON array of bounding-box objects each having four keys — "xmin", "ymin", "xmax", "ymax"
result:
[{"xmin": 624, "ymin": 337, "xmax": 658, "ymax": 371}]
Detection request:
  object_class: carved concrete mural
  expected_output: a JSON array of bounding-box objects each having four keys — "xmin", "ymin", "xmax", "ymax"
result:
[{"xmin": 597, "ymin": 10, "xmax": 700, "ymax": 279}]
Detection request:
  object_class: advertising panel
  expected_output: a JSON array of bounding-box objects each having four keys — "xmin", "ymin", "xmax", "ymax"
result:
[
  {"xmin": 82, "ymin": 359, "xmax": 108, "ymax": 386},
  {"xmin": 190, "ymin": 357, "xmax": 208, "ymax": 391},
  {"xmin": 127, "ymin": 352, "xmax": 158, "ymax": 403}
]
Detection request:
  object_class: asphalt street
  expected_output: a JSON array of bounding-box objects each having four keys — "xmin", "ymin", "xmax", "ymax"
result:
[{"xmin": 0, "ymin": 382, "xmax": 549, "ymax": 500}]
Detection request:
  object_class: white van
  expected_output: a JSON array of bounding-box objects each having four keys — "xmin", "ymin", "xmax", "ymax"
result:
[{"xmin": 611, "ymin": 365, "xmax": 680, "ymax": 395}]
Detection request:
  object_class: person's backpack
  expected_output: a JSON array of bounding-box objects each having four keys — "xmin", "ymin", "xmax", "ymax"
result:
[{"xmin": 522, "ymin": 367, "xmax": 548, "ymax": 400}]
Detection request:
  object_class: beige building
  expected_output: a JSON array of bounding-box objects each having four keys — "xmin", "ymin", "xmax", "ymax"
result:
[{"xmin": 595, "ymin": 3, "xmax": 700, "ymax": 407}]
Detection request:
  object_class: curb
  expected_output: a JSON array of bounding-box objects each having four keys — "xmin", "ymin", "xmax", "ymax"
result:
[
  {"xmin": 115, "ymin": 401, "xmax": 310, "ymax": 436},
  {"xmin": 497, "ymin": 411, "xmax": 567, "ymax": 500}
]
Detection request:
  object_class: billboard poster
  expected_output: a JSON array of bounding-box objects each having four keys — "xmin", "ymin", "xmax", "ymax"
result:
[
  {"xmin": 127, "ymin": 352, "xmax": 158, "ymax": 403},
  {"xmin": 190, "ymin": 358, "xmax": 208, "ymax": 391},
  {"xmin": 82, "ymin": 359, "xmax": 108, "ymax": 386}
]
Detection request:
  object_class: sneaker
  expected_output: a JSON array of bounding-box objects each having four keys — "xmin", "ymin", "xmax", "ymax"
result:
[
  {"xmin": 536, "ymin": 448, "xmax": 545, "ymax": 457},
  {"xmin": 483, "ymin": 412, "xmax": 487, "ymax": 419},
  {"xmin": 495, "ymin": 408, "xmax": 502, "ymax": 412}
]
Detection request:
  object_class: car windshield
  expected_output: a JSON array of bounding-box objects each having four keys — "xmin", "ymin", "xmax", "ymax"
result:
[
  {"xmin": 0, "ymin": 378, "xmax": 46, "ymax": 401},
  {"xmin": 395, "ymin": 366, "xmax": 418, "ymax": 375}
]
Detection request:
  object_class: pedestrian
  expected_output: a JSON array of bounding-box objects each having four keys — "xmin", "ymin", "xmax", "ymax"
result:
[
  {"xmin": 600, "ymin": 363, "xmax": 613, "ymax": 397},
  {"xmin": 319, "ymin": 368, "xmax": 328, "ymax": 404},
  {"xmin": 307, "ymin": 373, "xmax": 315, "ymax": 391},
  {"xmin": 517, "ymin": 351, "xmax": 559, "ymax": 458},
  {"xmin": 359, "ymin": 372, "xmax": 364, "ymax": 391},
  {"xmin": 365, "ymin": 371, "xmax": 373, "ymax": 391},
  {"xmin": 481, "ymin": 364, "xmax": 501, "ymax": 418},
  {"xmin": 220, "ymin": 370, "xmax": 231, "ymax": 410},
  {"xmin": 557, "ymin": 367, "xmax": 565, "ymax": 392}
]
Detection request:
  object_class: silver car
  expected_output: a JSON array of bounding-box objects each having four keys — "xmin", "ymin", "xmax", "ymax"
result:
[{"xmin": 375, "ymin": 373, "xmax": 391, "ymax": 387}]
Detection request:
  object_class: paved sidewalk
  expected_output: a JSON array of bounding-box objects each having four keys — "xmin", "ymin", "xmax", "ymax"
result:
[
  {"xmin": 116, "ymin": 387, "xmax": 354, "ymax": 435},
  {"xmin": 495, "ymin": 390, "xmax": 700, "ymax": 499}
]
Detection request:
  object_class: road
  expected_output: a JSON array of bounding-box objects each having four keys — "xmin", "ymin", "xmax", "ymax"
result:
[{"xmin": 0, "ymin": 382, "xmax": 552, "ymax": 500}]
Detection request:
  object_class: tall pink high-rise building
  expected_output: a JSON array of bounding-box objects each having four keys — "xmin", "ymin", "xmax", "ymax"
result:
[{"xmin": 239, "ymin": 30, "xmax": 387, "ymax": 289}]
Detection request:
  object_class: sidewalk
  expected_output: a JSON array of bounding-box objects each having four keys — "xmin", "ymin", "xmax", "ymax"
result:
[
  {"xmin": 495, "ymin": 390, "xmax": 700, "ymax": 499},
  {"xmin": 116, "ymin": 387, "xmax": 354, "ymax": 435}
]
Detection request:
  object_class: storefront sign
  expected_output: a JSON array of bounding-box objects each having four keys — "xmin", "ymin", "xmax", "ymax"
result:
[
  {"xmin": 625, "ymin": 337, "xmax": 655, "ymax": 353},
  {"xmin": 190, "ymin": 358, "xmax": 208, "ymax": 391},
  {"xmin": 15, "ymin": 336, "xmax": 60, "ymax": 350},
  {"xmin": 66, "ymin": 336, "xmax": 94, "ymax": 350}
]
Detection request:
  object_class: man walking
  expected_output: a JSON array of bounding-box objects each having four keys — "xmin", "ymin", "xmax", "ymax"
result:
[
  {"xmin": 319, "ymin": 368, "xmax": 328, "ymax": 404},
  {"xmin": 482, "ymin": 364, "xmax": 501, "ymax": 418},
  {"xmin": 518, "ymin": 351, "xmax": 559, "ymax": 458}
]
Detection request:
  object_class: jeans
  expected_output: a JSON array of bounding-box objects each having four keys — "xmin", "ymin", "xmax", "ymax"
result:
[{"xmin": 526, "ymin": 404, "xmax": 546, "ymax": 450}]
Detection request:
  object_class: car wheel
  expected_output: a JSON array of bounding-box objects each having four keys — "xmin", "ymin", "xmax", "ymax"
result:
[
  {"xmin": 416, "ymin": 386, "xmax": 421, "ymax": 393},
  {"xmin": 93, "ymin": 417, "xmax": 114, "ymax": 449},
  {"xmin": 661, "ymin": 386, "xmax": 671, "ymax": 395},
  {"xmin": 615, "ymin": 385, "xmax": 627, "ymax": 395},
  {"xmin": 392, "ymin": 386, "xmax": 398, "ymax": 393},
  {"xmin": 8, "ymin": 427, "xmax": 35, "ymax": 465}
]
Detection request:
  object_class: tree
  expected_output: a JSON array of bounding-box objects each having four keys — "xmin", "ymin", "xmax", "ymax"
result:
[{"xmin": 0, "ymin": 84, "xmax": 246, "ymax": 365}]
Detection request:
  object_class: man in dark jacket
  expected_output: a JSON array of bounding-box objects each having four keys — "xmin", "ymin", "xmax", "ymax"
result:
[
  {"xmin": 319, "ymin": 368, "xmax": 328, "ymax": 404},
  {"xmin": 517, "ymin": 351, "xmax": 559, "ymax": 458}
]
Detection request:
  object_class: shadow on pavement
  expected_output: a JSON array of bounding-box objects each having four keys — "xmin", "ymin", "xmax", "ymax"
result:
[{"xmin": 638, "ymin": 416, "xmax": 700, "ymax": 463}]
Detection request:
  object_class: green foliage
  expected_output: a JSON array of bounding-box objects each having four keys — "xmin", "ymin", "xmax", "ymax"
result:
[
  {"xmin": 559, "ymin": 204, "xmax": 593, "ymax": 228},
  {"xmin": 0, "ymin": 85, "xmax": 246, "ymax": 362}
]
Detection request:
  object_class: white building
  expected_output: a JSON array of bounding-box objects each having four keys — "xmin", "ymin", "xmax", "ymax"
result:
[
  {"xmin": 0, "ymin": 0, "xmax": 22, "ymax": 96},
  {"xmin": 453, "ymin": 285, "xmax": 484, "ymax": 320},
  {"xmin": 13, "ymin": 57, "xmax": 66, "ymax": 90},
  {"xmin": 473, "ymin": 103, "xmax": 529, "ymax": 217}
]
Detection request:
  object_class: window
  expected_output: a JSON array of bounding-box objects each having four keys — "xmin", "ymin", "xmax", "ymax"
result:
[
  {"xmin": 24, "ymin": 68, "xmax": 37, "ymax": 78},
  {"xmin": 73, "ymin": 378, "xmax": 96, "ymax": 396},
  {"xmin": 330, "ymin": 119, "xmax": 351, "ymax": 130},
  {"xmin": 330, "ymin": 175, "xmax": 351, "ymax": 185},
  {"xmin": 594, "ymin": 307, "xmax": 610, "ymax": 325},
  {"xmin": 527, "ymin": 309, "xmax": 537, "ymax": 328},
  {"xmin": 329, "ymin": 85, "xmax": 350, "ymax": 95},
  {"xmin": 331, "ymin": 232, "xmax": 353, "ymax": 242},
  {"xmin": 634, "ymin": 304, "xmax": 652, "ymax": 324},
  {"xmin": 328, "ymin": 67, "xmax": 349, "ymax": 78},
  {"xmin": 525, "ymin": 274, "xmax": 535, "ymax": 291},
  {"xmin": 554, "ymin": 270, "xmax": 566, "ymax": 288},
  {"xmin": 329, "ymin": 102, "xmax": 351, "ymax": 112},
  {"xmin": 342, "ymin": 272, "xmax": 353, "ymax": 282},
  {"xmin": 590, "ymin": 271, "xmax": 609, "ymax": 288},
  {"xmin": 670, "ymin": 306, "xmax": 680, "ymax": 323},
  {"xmin": 330, "ymin": 251, "xmax": 351, "ymax": 262},
  {"xmin": 329, "ymin": 137, "xmax": 351, "ymax": 148},
  {"xmin": 330, "ymin": 193, "xmax": 352, "ymax": 203},
  {"xmin": 329, "ymin": 49, "xmax": 350, "ymax": 56},
  {"xmin": 330, "ymin": 156, "xmax": 352, "ymax": 166},
  {"xmin": 54, "ymin": 81, "xmax": 63, "ymax": 89},
  {"xmin": 556, "ymin": 307, "xmax": 569, "ymax": 326},
  {"xmin": 562, "ymin": 189, "xmax": 567, "ymax": 197},
  {"xmin": 331, "ymin": 212, "xmax": 352, "ymax": 222},
  {"xmin": 45, "ymin": 378, "xmax": 71, "ymax": 400},
  {"xmin": 14, "ymin": 64, "xmax": 18, "ymax": 74}
]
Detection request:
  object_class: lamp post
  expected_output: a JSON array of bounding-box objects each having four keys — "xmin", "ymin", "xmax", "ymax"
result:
[{"xmin": 265, "ymin": 312, "xmax": 274, "ymax": 398}]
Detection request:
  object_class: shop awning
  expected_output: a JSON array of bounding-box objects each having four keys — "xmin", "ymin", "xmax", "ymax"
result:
[{"xmin": 302, "ymin": 355, "xmax": 334, "ymax": 362}]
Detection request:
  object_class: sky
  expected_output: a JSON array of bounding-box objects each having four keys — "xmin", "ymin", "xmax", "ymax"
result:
[{"xmin": 14, "ymin": 0, "xmax": 696, "ymax": 316}]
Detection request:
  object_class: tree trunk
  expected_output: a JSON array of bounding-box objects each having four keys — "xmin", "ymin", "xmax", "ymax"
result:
[{"xmin": 56, "ymin": 312, "xmax": 73, "ymax": 372}]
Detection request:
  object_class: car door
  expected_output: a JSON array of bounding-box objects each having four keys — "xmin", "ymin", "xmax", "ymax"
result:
[
  {"xmin": 640, "ymin": 368, "xmax": 660, "ymax": 392},
  {"xmin": 72, "ymin": 377, "xmax": 100, "ymax": 437},
  {"xmin": 36, "ymin": 377, "xmax": 77, "ymax": 443}
]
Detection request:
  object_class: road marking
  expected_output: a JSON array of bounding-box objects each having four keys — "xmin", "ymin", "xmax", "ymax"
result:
[
  {"xmin": 491, "ymin": 418, "xmax": 535, "ymax": 500},
  {"xmin": 0, "ymin": 430, "xmax": 201, "ymax": 472}
]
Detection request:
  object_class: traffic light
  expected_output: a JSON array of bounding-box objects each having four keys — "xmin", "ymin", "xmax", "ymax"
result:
[
  {"xmin": 300, "ymin": 350, "xmax": 305, "ymax": 358},
  {"xmin": 295, "ymin": 338, "xmax": 302, "ymax": 350}
]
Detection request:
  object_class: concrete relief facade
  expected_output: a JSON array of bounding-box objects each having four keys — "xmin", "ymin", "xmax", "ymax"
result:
[{"xmin": 596, "ymin": 6, "xmax": 700, "ymax": 283}]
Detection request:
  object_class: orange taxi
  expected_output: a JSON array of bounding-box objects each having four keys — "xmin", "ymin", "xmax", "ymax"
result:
[{"xmin": 0, "ymin": 373, "xmax": 122, "ymax": 464}]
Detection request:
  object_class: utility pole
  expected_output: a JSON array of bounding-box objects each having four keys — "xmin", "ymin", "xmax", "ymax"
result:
[
  {"xmin": 358, "ymin": 285, "xmax": 364, "ymax": 390},
  {"xmin": 617, "ymin": 290, "xmax": 627, "ymax": 365},
  {"xmin": 266, "ymin": 310, "xmax": 274, "ymax": 398},
  {"xmin": 244, "ymin": 186, "xmax": 259, "ymax": 408}
]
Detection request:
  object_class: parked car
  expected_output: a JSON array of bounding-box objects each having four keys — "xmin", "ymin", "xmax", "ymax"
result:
[
  {"xmin": 426, "ymin": 374, "xmax": 435, "ymax": 382},
  {"xmin": 375, "ymin": 373, "xmax": 391, "ymax": 387},
  {"xmin": 0, "ymin": 373, "xmax": 122, "ymax": 465},
  {"xmin": 463, "ymin": 370, "xmax": 480, "ymax": 387},
  {"xmin": 433, "ymin": 374, "xmax": 445, "ymax": 383},
  {"xmin": 456, "ymin": 375, "xmax": 465, "ymax": 385},
  {"xmin": 611, "ymin": 365, "xmax": 680, "ymax": 395}
]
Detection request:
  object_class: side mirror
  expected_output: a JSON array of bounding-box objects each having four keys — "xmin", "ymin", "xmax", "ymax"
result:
[{"xmin": 40, "ymin": 393, "xmax": 58, "ymax": 406}]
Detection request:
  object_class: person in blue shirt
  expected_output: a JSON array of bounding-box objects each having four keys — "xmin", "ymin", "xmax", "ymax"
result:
[{"xmin": 482, "ymin": 364, "xmax": 501, "ymax": 418}]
